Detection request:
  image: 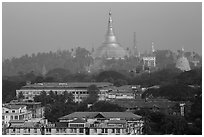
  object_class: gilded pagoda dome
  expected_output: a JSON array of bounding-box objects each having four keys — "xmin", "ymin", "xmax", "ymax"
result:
[{"xmin": 93, "ymin": 11, "xmax": 128, "ymax": 59}]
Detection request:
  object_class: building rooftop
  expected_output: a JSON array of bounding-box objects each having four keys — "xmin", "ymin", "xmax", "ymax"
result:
[
  {"xmin": 9, "ymin": 121, "xmax": 41, "ymax": 128},
  {"xmin": 69, "ymin": 118, "xmax": 86, "ymax": 123},
  {"xmin": 59, "ymin": 112, "xmax": 142, "ymax": 120},
  {"xmin": 107, "ymin": 120, "xmax": 126, "ymax": 124},
  {"xmin": 3, "ymin": 104, "xmax": 26, "ymax": 110},
  {"xmin": 20, "ymin": 82, "xmax": 113, "ymax": 90},
  {"xmin": 9, "ymin": 100, "xmax": 41, "ymax": 105}
]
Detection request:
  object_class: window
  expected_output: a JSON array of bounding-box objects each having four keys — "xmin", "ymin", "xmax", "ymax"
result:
[
  {"xmin": 105, "ymin": 128, "xmax": 108, "ymax": 133},
  {"xmin": 2, "ymin": 116, "xmax": 4, "ymax": 120},
  {"xmin": 70, "ymin": 128, "xmax": 73, "ymax": 133},
  {"xmin": 13, "ymin": 128, "xmax": 16, "ymax": 133},
  {"xmin": 112, "ymin": 129, "xmax": 115, "ymax": 133},
  {"xmin": 79, "ymin": 128, "xmax": 84, "ymax": 133},
  {"xmin": 34, "ymin": 128, "xmax": 37, "ymax": 133},
  {"xmin": 63, "ymin": 128, "xmax": 66, "ymax": 133},
  {"xmin": 73, "ymin": 128, "xmax": 77, "ymax": 133},
  {"xmin": 24, "ymin": 128, "xmax": 27, "ymax": 133},
  {"xmin": 46, "ymin": 128, "xmax": 51, "ymax": 133},
  {"xmin": 94, "ymin": 129, "xmax": 97, "ymax": 133},
  {"xmin": 116, "ymin": 129, "xmax": 120, "ymax": 134},
  {"xmin": 11, "ymin": 116, "xmax": 13, "ymax": 120},
  {"xmin": 56, "ymin": 129, "xmax": 59, "ymax": 133},
  {"xmin": 12, "ymin": 110, "xmax": 15, "ymax": 113},
  {"xmin": 17, "ymin": 128, "xmax": 20, "ymax": 133},
  {"xmin": 102, "ymin": 128, "xmax": 105, "ymax": 133},
  {"xmin": 15, "ymin": 116, "xmax": 18, "ymax": 120},
  {"xmin": 69, "ymin": 124, "xmax": 84, "ymax": 128},
  {"xmin": 5, "ymin": 111, "xmax": 9, "ymax": 113}
]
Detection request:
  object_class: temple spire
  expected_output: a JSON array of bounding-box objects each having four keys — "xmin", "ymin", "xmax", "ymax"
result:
[
  {"xmin": 152, "ymin": 41, "xmax": 155, "ymax": 53},
  {"xmin": 105, "ymin": 10, "xmax": 117, "ymax": 43}
]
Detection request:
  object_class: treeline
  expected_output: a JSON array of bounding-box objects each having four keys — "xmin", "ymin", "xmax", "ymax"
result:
[
  {"xmin": 3, "ymin": 48, "xmax": 201, "ymax": 76},
  {"xmin": 141, "ymin": 67, "xmax": 202, "ymax": 101},
  {"xmin": 3, "ymin": 67, "xmax": 202, "ymax": 103},
  {"xmin": 3, "ymin": 47, "xmax": 93, "ymax": 76}
]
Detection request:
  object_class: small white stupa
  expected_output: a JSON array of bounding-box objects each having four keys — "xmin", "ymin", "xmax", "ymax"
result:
[{"xmin": 175, "ymin": 48, "xmax": 191, "ymax": 71}]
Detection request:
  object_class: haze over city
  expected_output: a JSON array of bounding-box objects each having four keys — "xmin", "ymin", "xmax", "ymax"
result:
[{"xmin": 3, "ymin": 2, "xmax": 202, "ymax": 59}]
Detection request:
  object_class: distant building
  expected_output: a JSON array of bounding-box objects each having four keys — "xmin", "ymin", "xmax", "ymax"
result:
[
  {"xmin": 2, "ymin": 105, "xmax": 32, "ymax": 126},
  {"xmin": 58, "ymin": 112, "xmax": 143, "ymax": 135},
  {"xmin": 16, "ymin": 82, "xmax": 113, "ymax": 103},
  {"xmin": 111, "ymin": 99, "xmax": 178, "ymax": 114},
  {"xmin": 107, "ymin": 85, "xmax": 136, "ymax": 100},
  {"xmin": 6, "ymin": 121, "xmax": 44, "ymax": 135},
  {"xmin": 141, "ymin": 42, "xmax": 156, "ymax": 71},
  {"xmin": 6, "ymin": 112, "xmax": 143, "ymax": 135},
  {"xmin": 176, "ymin": 48, "xmax": 191, "ymax": 71},
  {"xmin": 8, "ymin": 100, "xmax": 44, "ymax": 118}
]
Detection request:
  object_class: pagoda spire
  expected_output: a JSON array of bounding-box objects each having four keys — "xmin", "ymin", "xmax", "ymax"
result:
[{"xmin": 104, "ymin": 10, "xmax": 117, "ymax": 44}]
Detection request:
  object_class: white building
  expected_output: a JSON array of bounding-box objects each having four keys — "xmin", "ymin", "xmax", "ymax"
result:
[
  {"xmin": 16, "ymin": 82, "xmax": 113, "ymax": 103},
  {"xmin": 6, "ymin": 112, "xmax": 143, "ymax": 135},
  {"xmin": 2, "ymin": 104, "xmax": 32, "ymax": 126},
  {"xmin": 107, "ymin": 85, "xmax": 136, "ymax": 100}
]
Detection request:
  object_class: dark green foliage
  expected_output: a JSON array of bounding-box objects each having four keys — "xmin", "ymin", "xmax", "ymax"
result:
[
  {"xmin": 84, "ymin": 85, "xmax": 99, "ymax": 104},
  {"xmin": 90, "ymin": 101, "xmax": 125, "ymax": 112},
  {"xmin": 46, "ymin": 68, "xmax": 71, "ymax": 82},
  {"xmin": 142, "ymin": 84, "xmax": 196, "ymax": 101},
  {"xmin": 176, "ymin": 68, "xmax": 202, "ymax": 85},
  {"xmin": 134, "ymin": 110, "xmax": 188, "ymax": 135},
  {"xmin": 34, "ymin": 76, "xmax": 44, "ymax": 83},
  {"xmin": 114, "ymin": 79, "xmax": 128, "ymax": 87},
  {"xmin": 160, "ymin": 115, "xmax": 188, "ymax": 135},
  {"xmin": 17, "ymin": 91, "xmax": 25, "ymax": 100},
  {"xmin": 44, "ymin": 101, "xmax": 76, "ymax": 123},
  {"xmin": 3, "ymin": 48, "xmax": 93, "ymax": 76},
  {"xmin": 34, "ymin": 91, "xmax": 76, "ymax": 122},
  {"xmin": 96, "ymin": 70, "xmax": 128, "ymax": 84},
  {"xmin": 155, "ymin": 50, "xmax": 176, "ymax": 69},
  {"xmin": 131, "ymin": 68, "xmax": 181, "ymax": 87},
  {"xmin": 2, "ymin": 80, "xmax": 26, "ymax": 103}
]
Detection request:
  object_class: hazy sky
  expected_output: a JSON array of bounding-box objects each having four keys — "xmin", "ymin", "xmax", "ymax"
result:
[{"xmin": 3, "ymin": 2, "xmax": 202, "ymax": 59}]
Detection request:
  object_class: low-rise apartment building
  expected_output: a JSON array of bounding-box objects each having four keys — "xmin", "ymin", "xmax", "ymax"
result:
[
  {"xmin": 6, "ymin": 112, "xmax": 143, "ymax": 135},
  {"xmin": 8, "ymin": 100, "xmax": 44, "ymax": 118},
  {"xmin": 2, "ymin": 104, "xmax": 32, "ymax": 126},
  {"xmin": 16, "ymin": 82, "xmax": 113, "ymax": 103}
]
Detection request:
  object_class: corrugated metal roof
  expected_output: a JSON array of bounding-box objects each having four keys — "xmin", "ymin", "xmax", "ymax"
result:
[
  {"xmin": 59, "ymin": 112, "xmax": 142, "ymax": 120},
  {"xmin": 107, "ymin": 120, "xmax": 126, "ymax": 124},
  {"xmin": 69, "ymin": 118, "xmax": 86, "ymax": 123},
  {"xmin": 21, "ymin": 82, "xmax": 113, "ymax": 90},
  {"xmin": 4, "ymin": 105, "xmax": 26, "ymax": 109}
]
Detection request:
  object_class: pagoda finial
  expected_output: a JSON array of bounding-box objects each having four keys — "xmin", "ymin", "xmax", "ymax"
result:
[
  {"xmin": 105, "ymin": 10, "xmax": 117, "ymax": 43},
  {"xmin": 109, "ymin": 9, "xmax": 112, "ymax": 16},
  {"xmin": 152, "ymin": 41, "xmax": 155, "ymax": 53},
  {"xmin": 108, "ymin": 9, "xmax": 113, "ymax": 28}
]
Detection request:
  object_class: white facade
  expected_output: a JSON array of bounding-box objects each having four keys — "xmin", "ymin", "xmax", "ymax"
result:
[
  {"xmin": 16, "ymin": 82, "xmax": 113, "ymax": 103},
  {"xmin": 2, "ymin": 105, "xmax": 32, "ymax": 125}
]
